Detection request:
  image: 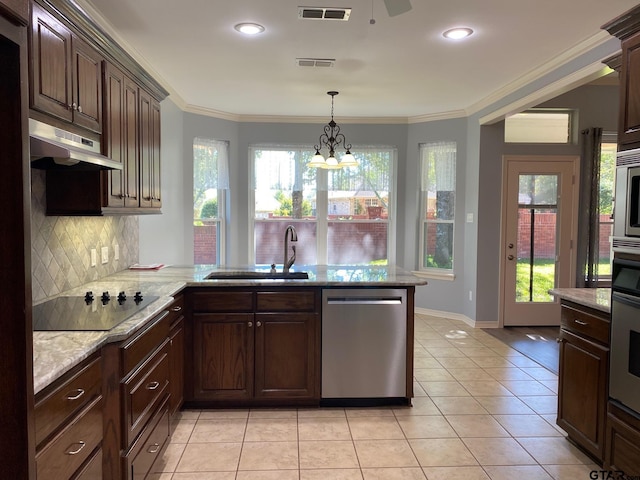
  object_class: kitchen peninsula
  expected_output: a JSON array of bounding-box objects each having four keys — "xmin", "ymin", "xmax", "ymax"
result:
[{"xmin": 32, "ymin": 264, "xmax": 426, "ymax": 479}]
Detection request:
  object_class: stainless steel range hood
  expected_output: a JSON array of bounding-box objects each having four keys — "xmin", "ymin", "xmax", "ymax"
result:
[{"xmin": 29, "ymin": 119, "xmax": 122, "ymax": 170}]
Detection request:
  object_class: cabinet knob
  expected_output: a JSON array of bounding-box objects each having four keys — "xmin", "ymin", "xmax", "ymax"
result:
[
  {"xmin": 146, "ymin": 381, "xmax": 160, "ymax": 390},
  {"xmin": 77, "ymin": 105, "xmax": 82, "ymax": 113},
  {"xmin": 171, "ymin": 306, "xmax": 182, "ymax": 312},
  {"xmin": 507, "ymin": 255, "xmax": 514, "ymax": 260},
  {"xmin": 256, "ymin": 321, "xmax": 262, "ymax": 327},
  {"xmin": 248, "ymin": 322, "xmax": 253, "ymax": 327},
  {"xmin": 72, "ymin": 102, "xmax": 78, "ymax": 111}
]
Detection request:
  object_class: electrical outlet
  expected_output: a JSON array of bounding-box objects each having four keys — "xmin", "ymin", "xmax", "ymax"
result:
[
  {"xmin": 114, "ymin": 244, "xmax": 119, "ymax": 261},
  {"xmin": 90, "ymin": 249, "xmax": 97, "ymax": 267},
  {"xmin": 101, "ymin": 246, "xmax": 109, "ymax": 264}
]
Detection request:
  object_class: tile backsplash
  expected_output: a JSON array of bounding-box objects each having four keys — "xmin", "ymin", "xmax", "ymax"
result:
[{"xmin": 31, "ymin": 169, "xmax": 139, "ymax": 303}]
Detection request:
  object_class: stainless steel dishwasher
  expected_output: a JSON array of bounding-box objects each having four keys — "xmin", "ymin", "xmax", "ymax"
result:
[{"xmin": 321, "ymin": 288, "xmax": 407, "ymax": 405}]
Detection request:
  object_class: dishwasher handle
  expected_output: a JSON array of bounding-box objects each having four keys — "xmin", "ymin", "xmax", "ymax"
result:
[{"xmin": 326, "ymin": 296, "xmax": 403, "ymax": 305}]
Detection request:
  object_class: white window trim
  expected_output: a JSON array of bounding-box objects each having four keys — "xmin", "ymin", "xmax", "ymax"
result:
[{"xmin": 249, "ymin": 145, "xmax": 397, "ymax": 265}]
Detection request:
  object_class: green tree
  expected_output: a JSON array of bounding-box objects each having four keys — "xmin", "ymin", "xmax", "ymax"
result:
[
  {"xmin": 599, "ymin": 148, "xmax": 615, "ymax": 215},
  {"xmin": 275, "ymin": 190, "xmax": 312, "ymax": 217},
  {"xmin": 200, "ymin": 199, "xmax": 218, "ymax": 218}
]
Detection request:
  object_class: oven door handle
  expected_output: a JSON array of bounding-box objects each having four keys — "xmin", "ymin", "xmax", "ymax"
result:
[{"xmin": 612, "ymin": 291, "xmax": 640, "ymax": 308}]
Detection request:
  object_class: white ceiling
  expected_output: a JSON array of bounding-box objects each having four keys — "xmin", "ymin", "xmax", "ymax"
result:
[{"xmin": 80, "ymin": 0, "xmax": 635, "ymax": 121}]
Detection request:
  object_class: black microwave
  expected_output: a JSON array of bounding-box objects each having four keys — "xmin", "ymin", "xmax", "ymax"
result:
[{"xmin": 627, "ymin": 166, "xmax": 640, "ymax": 237}]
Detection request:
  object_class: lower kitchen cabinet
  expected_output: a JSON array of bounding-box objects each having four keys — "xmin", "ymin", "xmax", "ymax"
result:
[
  {"xmin": 102, "ymin": 308, "xmax": 171, "ymax": 480},
  {"xmin": 605, "ymin": 401, "xmax": 640, "ymax": 476},
  {"xmin": 34, "ymin": 352, "xmax": 103, "ymax": 480},
  {"xmin": 186, "ymin": 287, "xmax": 321, "ymax": 407},
  {"xmin": 168, "ymin": 295, "xmax": 185, "ymax": 417},
  {"xmin": 557, "ymin": 301, "xmax": 610, "ymax": 462}
]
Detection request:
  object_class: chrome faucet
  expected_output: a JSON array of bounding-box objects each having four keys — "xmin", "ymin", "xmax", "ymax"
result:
[{"xmin": 283, "ymin": 225, "xmax": 298, "ymax": 273}]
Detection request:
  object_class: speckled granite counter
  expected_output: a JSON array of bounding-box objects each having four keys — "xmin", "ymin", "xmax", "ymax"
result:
[
  {"xmin": 33, "ymin": 264, "xmax": 427, "ymax": 393},
  {"xmin": 549, "ymin": 287, "xmax": 611, "ymax": 313}
]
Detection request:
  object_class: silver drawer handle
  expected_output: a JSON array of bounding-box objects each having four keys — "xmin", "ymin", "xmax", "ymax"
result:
[
  {"xmin": 66, "ymin": 388, "xmax": 85, "ymax": 401},
  {"xmin": 66, "ymin": 441, "xmax": 86, "ymax": 455},
  {"xmin": 146, "ymin": 381, "xmax": 160, "ymax": 390},
  {"xmin": 171, "ymin": 306, "xmax": 182, "ymax": 312},
  {"xmin": 147, "ymin": 443, "xmax": 160, "ymax": 454},
  {"xmin": 574, "ymin": 319, "xmax": 588, "ymax": 326}
]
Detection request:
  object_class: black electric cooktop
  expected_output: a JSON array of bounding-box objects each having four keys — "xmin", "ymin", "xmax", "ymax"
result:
[{"xmin": 33, "ymin": 291, "xmax": 159, "ymax": 331}]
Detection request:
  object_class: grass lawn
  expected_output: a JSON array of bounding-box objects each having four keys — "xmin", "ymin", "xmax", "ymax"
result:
[{"xmin": 516, "ymin": 258, "xmax": 610, "ymax": 302}]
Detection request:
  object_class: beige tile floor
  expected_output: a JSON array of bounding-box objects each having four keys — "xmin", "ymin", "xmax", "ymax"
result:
[{"xmin": 149, "ymin": 314, "xmax": 598, "ymax": 480}]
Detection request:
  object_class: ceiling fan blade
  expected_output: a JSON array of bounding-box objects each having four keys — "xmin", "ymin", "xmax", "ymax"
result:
[{"xmin": 383, "ymin": 0, "xmax": 412, "ymax": 17}]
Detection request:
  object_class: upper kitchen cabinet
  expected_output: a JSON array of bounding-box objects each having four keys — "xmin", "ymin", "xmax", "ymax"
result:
[
  {"xmin": 30, "ymin": 2, "xmax": 102, "ymax": 133},
  {"xmin": 0, "ymin": 0, "xmax": 28, "ymax": 24},
  {"xmin": 603, "ymin": 5, "xmax": 640, "ymax": 150},
  {"xmin": 31, "ymin": 0, "xmax": 168, "ymax": 215},
  {"xmin": 139, "ymin": 89, "xmax": 162, "ymax": 209}
]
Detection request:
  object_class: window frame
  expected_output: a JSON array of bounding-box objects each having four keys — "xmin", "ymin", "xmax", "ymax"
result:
[
  {"xmin": 193, "ymin": 137, "xmax": 228, "ymax": 266},
  {"xmin": 504, "ymin": 109, "xmax": 576, "ymax": 144},
  {"xmin": 418, "ymin": 141, "xmax": 457, "ymax": 278},
  {"xmin": 248, "ymin": 144, "xmax": 397, "ymax": 266}
]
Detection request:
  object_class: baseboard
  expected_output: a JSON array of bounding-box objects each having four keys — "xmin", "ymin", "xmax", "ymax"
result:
[{"xmin": 415, "ymin": 307, "xmax": 499, "ymax": 329}]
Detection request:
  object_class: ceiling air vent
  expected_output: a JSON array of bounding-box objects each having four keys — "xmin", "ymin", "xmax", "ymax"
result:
[
  {"xmin": 298, "ymin": 7, "xmax": 352, "ymax": 21},
  {"xmin": 296, "ymin": 58, "xmax": 336, "ymax": 68}
]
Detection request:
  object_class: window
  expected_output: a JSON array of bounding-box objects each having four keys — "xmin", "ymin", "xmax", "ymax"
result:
[
  {"xmin": 597, "ymin": 138, "xmax": 616, "ymax": 278},
  {"xmin": 505, "ymin": 110, "xmax": 573, "ymax": 144},
  {"xmin": 419, "ymin": 142, "xmax": 456, "ymax": 274},
  {"xmin": 250, "ymin": 145, "xmax": 396, "ymax": 266},
  {"xmin": 193, "ymin": 138, "xmax": 229, "ymax": 265}
]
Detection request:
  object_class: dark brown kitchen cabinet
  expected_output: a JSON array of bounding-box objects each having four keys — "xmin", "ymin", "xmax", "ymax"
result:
[
  {"xmin": 102, "ymin": 310, "xmax": 171, "ymax": 480},
  {"xmin": 557, "ymin": 301, "xmax": 610, "ymax": 462},
  {"xmin": 168, "ymin": 295, "xmax": 185, "ymax": 417},
  {"xmin": 103, "ymin": 61, "xmax": 139, "ymax": 209},
  {"xmin": 30, "ymin": 2, "xmax": 102, "ymax": 133},
  {"xmin": 34, "ymin": 352, "xmax": 103, "ymax": 480},
  {"xmin": 139, "ymin": 89, "xmax": 162, "ymax": 209},
  {"xmin": 605, "ymin": 401, "xmax": 640, "ymax": 476},
  {"xmin": 186, "ymin": 288, "xmax": 320, "ymax": 407},
  {"xmin": 0, "ymin": 0, "xmax": 28, "ymax": 24}
]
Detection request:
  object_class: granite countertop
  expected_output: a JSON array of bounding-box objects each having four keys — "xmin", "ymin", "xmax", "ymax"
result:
[
  {"xmin": 33, "ymin": 264, "xmax": 426, "ymax": 394},
  {"xmin": 549, "ymin": 287, "xmax": 611, "ymax": 313}
]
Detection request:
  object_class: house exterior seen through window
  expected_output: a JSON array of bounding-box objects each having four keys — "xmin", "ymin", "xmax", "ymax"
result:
[{"xmin": 250, "ymin": 145, "xmax": 396, "ymax": 266}]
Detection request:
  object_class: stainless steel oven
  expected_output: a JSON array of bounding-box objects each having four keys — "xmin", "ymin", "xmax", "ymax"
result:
[
  {"xmin": 609, "ymin": 257, "xmax": 640, "ymax": 414},
  {"xmin": 626, "ymin": 166, "xmax": 640, "ymax": 237}
]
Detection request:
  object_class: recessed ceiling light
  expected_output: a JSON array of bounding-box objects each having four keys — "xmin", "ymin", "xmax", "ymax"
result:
[
  {"xmin": 443, "ymin": 27, "xmax": 474, "ymax": 40},
  {"xmin": 234, "ymin": 23, "xmax": 265, "ymax": 35}
]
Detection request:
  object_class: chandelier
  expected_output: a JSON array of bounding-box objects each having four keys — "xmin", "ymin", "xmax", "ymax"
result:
[{"xmin": 308, "ymin": 91, "xmax": 357, "ymax": 169}]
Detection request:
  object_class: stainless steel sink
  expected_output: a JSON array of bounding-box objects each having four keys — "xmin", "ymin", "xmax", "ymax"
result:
[{"xmin": 205, "ymin": 271, "xmax": 309, "ymax": 280}]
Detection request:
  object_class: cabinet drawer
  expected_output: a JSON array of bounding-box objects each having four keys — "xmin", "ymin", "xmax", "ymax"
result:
[
  {"xmin": 168, "ymin": 294, "xmax": 184, "ymax": 325},
  {"xmin": 123, "ymin": 339, "xmax": 170, "ymax": 447},
  {"xmin": 36, "ymin": 395, "xmax": 103, "ymax": 480},
  {"xmin": 561, "ymin": 304, "xmax": 610, "ymax": 345},
  {"xmin": 74, "ymin": 447, "xmax": 102, "ymax": 480},
  {"xmin": 121, "ymin": 311, "xmax": 170, "ymax": 375},
  {"xmin": 125, "ymin": 397, "xmax": 170, "ymax": 480},
  {"xmin": 35, "ymin": 354, "xmax": 101, "ymax": 448},
  {"xmin": 256, "ymin": 290, "xmax": 317, "ymax": 312},
  {"xmin": 191, "ymin": 291, "xmax": 254, "ymax": 312}
]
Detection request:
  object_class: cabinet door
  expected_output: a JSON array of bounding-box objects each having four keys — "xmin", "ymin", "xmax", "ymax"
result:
[
  {"xmin": 30, "ymin": 3, "xmax": 73, "ymax": 122},
  {"xmin": 619, "ymin": 32, "xmax": 640, "ymax": 149},
  {"xmin": 254, "ymin": 312, "xmax": 317, "ymax": 400},
  {"xmin": 557, "ymin": 328, "xmax": 608, "ymax": 461},
  {"xmin": 71, "ymin": 36, "xmax": 102, "ymax": 133},
  {"xmin": 103, "ymin": 62, "xmax": 138, "ymax": 209},
  {"xmin": 193, "ymin": 313, "xmax": 254, "ymax": 401},
  {"xmin": 169, "ymin": 316, "xmax": 185, "ymax": 416},
  {"xmin": 139, "ymin": 89, "xmax": 161, "ymax": 209}
]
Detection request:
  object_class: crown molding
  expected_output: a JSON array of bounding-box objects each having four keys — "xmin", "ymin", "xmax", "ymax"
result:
[
  {"xmin": 407, "ymin": 109, "xmax": 468, "ymax": 124},
  {"xmin": 602, "ymin": 4, "xmax": 640, "ymax": 40},
  {"xmin": 468, "ymin": 30, "xmax": 614, "ymax": 117},
  {"xmin": 479, "ymin": 63, "xmax": 612, "ymax": 125}
]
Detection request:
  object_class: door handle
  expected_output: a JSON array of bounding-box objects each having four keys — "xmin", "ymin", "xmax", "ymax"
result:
[{"xmin": 507, "ymin": 255, "xmax": 514, "ymax": 260}]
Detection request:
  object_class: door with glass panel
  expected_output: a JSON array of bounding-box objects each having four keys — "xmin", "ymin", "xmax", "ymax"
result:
[{"xmin": 501, "ymin": 156, "xmax": 578, "ymax": 326}]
